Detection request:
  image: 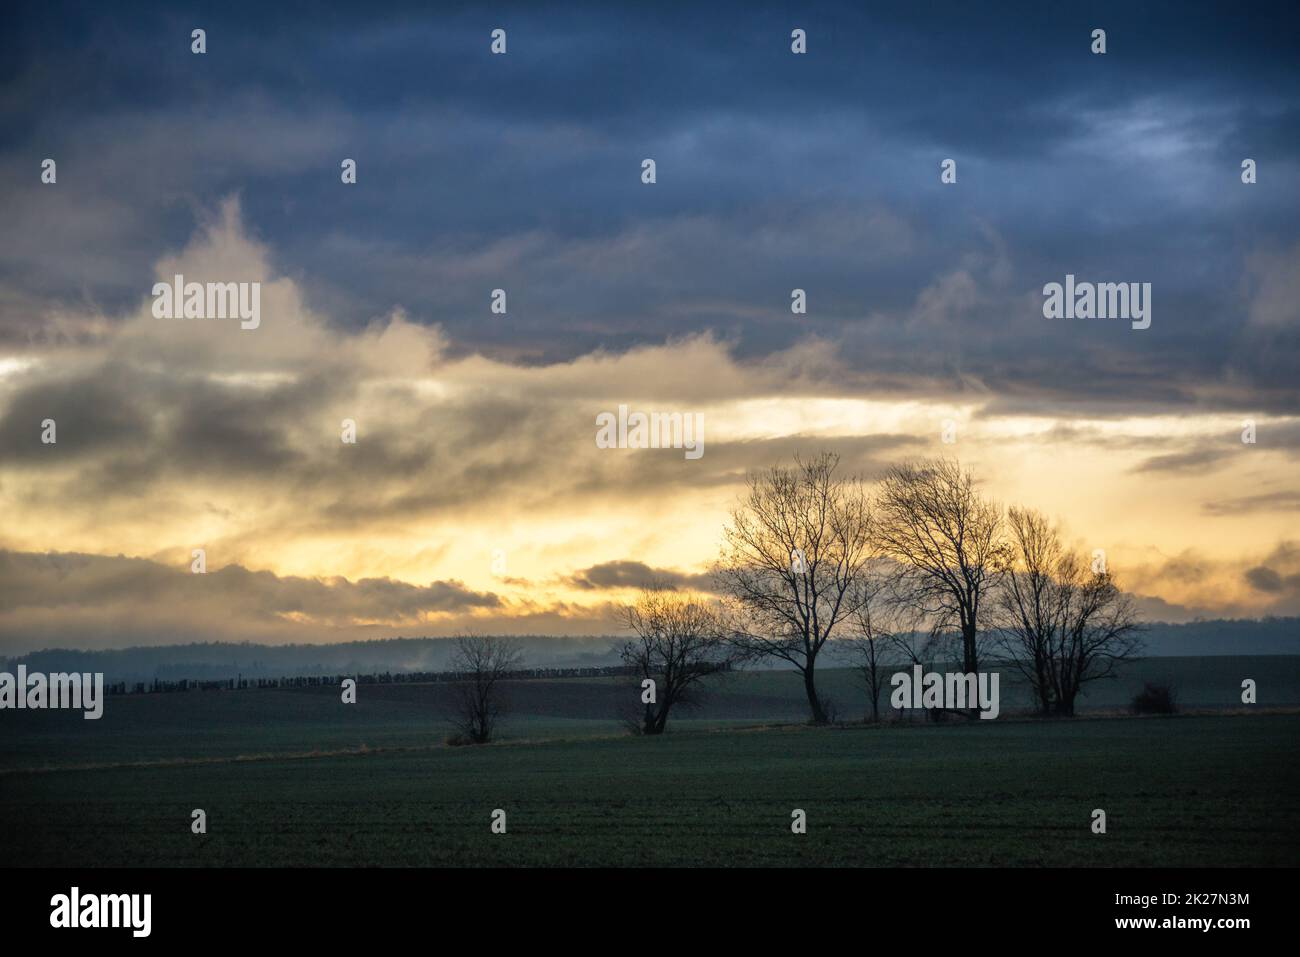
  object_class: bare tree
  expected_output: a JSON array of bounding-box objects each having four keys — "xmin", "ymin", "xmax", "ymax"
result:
[
  {"xmin": 714, "ymin": 452, "xmax": 874, "ymax": 724},
  {"xmin": 843, "ymin": 562, "xmax": 904, "ymax": 723},
  {"xmin": 995, "ymin": 507, "xmax": 1063, "ymax": 715},
  {"xmin": 619, "ymin": 586, "xmax": 737, "ymax": 735},
  {"xmin": 996, "ymin": 507, "xmax": 1143, "ymax": 715},
  {"xmin": 847, "ymin": 618, "xmax": 889, "ymax": 723},
  {"xmin": 447, "ymin": 635, "xmax": 524, "ymax": 743},
  {"xmin": 874, "ymin": 459, "xmax": 1008, "ymax": 686},
  {"xmin": 841, "ymin": 565, "xmax": 950, "ymax": 723}
]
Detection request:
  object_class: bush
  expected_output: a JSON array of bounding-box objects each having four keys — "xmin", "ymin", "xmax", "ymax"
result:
[
  {"xmin": 444, "ymin": 732, "xmax": 474, "ymax": 747},
  {"xmin": 1131, "ymin": 682, "xmax": 1178, "ymax": 715}
]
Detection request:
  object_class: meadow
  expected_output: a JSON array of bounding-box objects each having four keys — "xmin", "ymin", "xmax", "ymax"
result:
[{"xmin": 2, "ymin": 657, "xmax": 1297, "ymax": 867}]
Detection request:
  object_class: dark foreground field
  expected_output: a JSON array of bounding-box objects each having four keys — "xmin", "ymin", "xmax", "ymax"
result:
[{"xmin": 3, "ymin": 712, "xmax": 1297, "ymax": 867}]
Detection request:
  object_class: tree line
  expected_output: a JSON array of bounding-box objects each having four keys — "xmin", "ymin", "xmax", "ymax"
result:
[
  {"xmin": 621, "ymin": 453, "xmax": 1141, "ymax": 734},
  {"xmin": 451, "ymin": 453, "xmax": 1142, "ymax": 740}
]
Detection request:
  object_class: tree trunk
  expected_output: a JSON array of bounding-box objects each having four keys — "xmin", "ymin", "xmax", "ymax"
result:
[
  {"xmin": 654, "ymin": 706, "xmax": 670, "ymax": 734},
  {"xmin": 643, "ymin": 701, "xmax": 661, "ymax": 735},
  {"xmin": 961, "ymin": 621, "xmax": 979, "ymax": 673},
  {"xmin": 803, "ymin": 666, "xmax": 828, "ymax": 724},
  {"xmin": 961, "ymin": 621, "xmax": 979, "ymax": 718}
]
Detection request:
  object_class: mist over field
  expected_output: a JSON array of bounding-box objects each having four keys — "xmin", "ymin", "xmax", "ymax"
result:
[{"xmin": 4, "ymin": 618, "xmax": 1298, "ymax": 686}]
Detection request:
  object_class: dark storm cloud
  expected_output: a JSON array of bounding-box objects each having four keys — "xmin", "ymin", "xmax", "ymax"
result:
[
  {"xmin": 1245, "ymin": 565, "xmax": 1285, "ymax": 592},
  {"xmin": 0, "ymin": 548, "xmax": 501, "ymax": 650},
  {"xmin": 3, "ymin": 0, "xmax": 1298, "ymax": 410},
  {"xmin": 0, "ymin": 361, "xmax": 154, "ymax": 461},
  {"xmin": 565, "ymin": 560, "xmax": 715, "ymax": 593},
  {"xmin": 1240, "ymin": 542, "xmax": 1300, "ymax": 601},
  {"xmin": 0, "ymin": 359, "xmax": 348, "ymax": 498}
]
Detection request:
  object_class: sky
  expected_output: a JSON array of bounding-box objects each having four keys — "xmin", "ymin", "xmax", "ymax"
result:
[{"xmin": 1, "ymin": 1, "xmax": 1298, "ymax": 653}]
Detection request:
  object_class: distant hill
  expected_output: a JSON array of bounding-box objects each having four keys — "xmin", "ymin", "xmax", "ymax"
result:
[
  {"xmin": 1, "ymin": 635, "xmax": 625, "ymax": 684},
  {"xmin": 3, "ymin": 618, "xmax": 1296, "ymax": 683},
  {"xmin": 1138, "ymin": 617, "xmax": 1300, "ymax": 656}
]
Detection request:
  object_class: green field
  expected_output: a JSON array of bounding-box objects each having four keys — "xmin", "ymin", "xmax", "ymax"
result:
[
  {"xmin": 2, "ymin": 715, "xmax": 1297, "ymax": 867},
  {"xmin": 5, "ymin": 656, "xmax": 1297, "ymax": 772},
  {"xmin": 2, "ymin": 657, "xmax": 1298, "ymax": 867}
]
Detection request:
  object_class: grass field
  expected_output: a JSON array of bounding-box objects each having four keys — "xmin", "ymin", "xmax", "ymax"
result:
[
  {"xmin": 2, "ymin": 657, "xmax": 1297, "ymax": 867},
  {"xmin": 5, "ymin": 656, "xmax": 1298, "ymax": 772},
  {"xmin": 2, "ymin": 715, "xmax": 1297, "ymax": 867}
]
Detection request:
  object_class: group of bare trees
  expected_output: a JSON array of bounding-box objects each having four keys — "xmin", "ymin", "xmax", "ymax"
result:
[
  {"xmin": 449, "ymin": 452, "xmax": 1143, "ymax": 743},
  {"xmin": 624, "ymin": 452, "xmax": 1142, "ymax": 732},
  {"xmin": 996, "ymin": 507, "xmax": 1142, "ymax": 716}
]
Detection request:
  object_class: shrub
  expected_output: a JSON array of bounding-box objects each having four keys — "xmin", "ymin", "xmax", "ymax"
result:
[{"xmin": 1131, "ymin": 682, "xmax": 1178, "ymax": 715}]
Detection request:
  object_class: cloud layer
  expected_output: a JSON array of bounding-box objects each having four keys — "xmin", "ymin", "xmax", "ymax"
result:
[{"xmin": 2, "ymin": 3, "xmax": 1298, "ymax": 652}]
